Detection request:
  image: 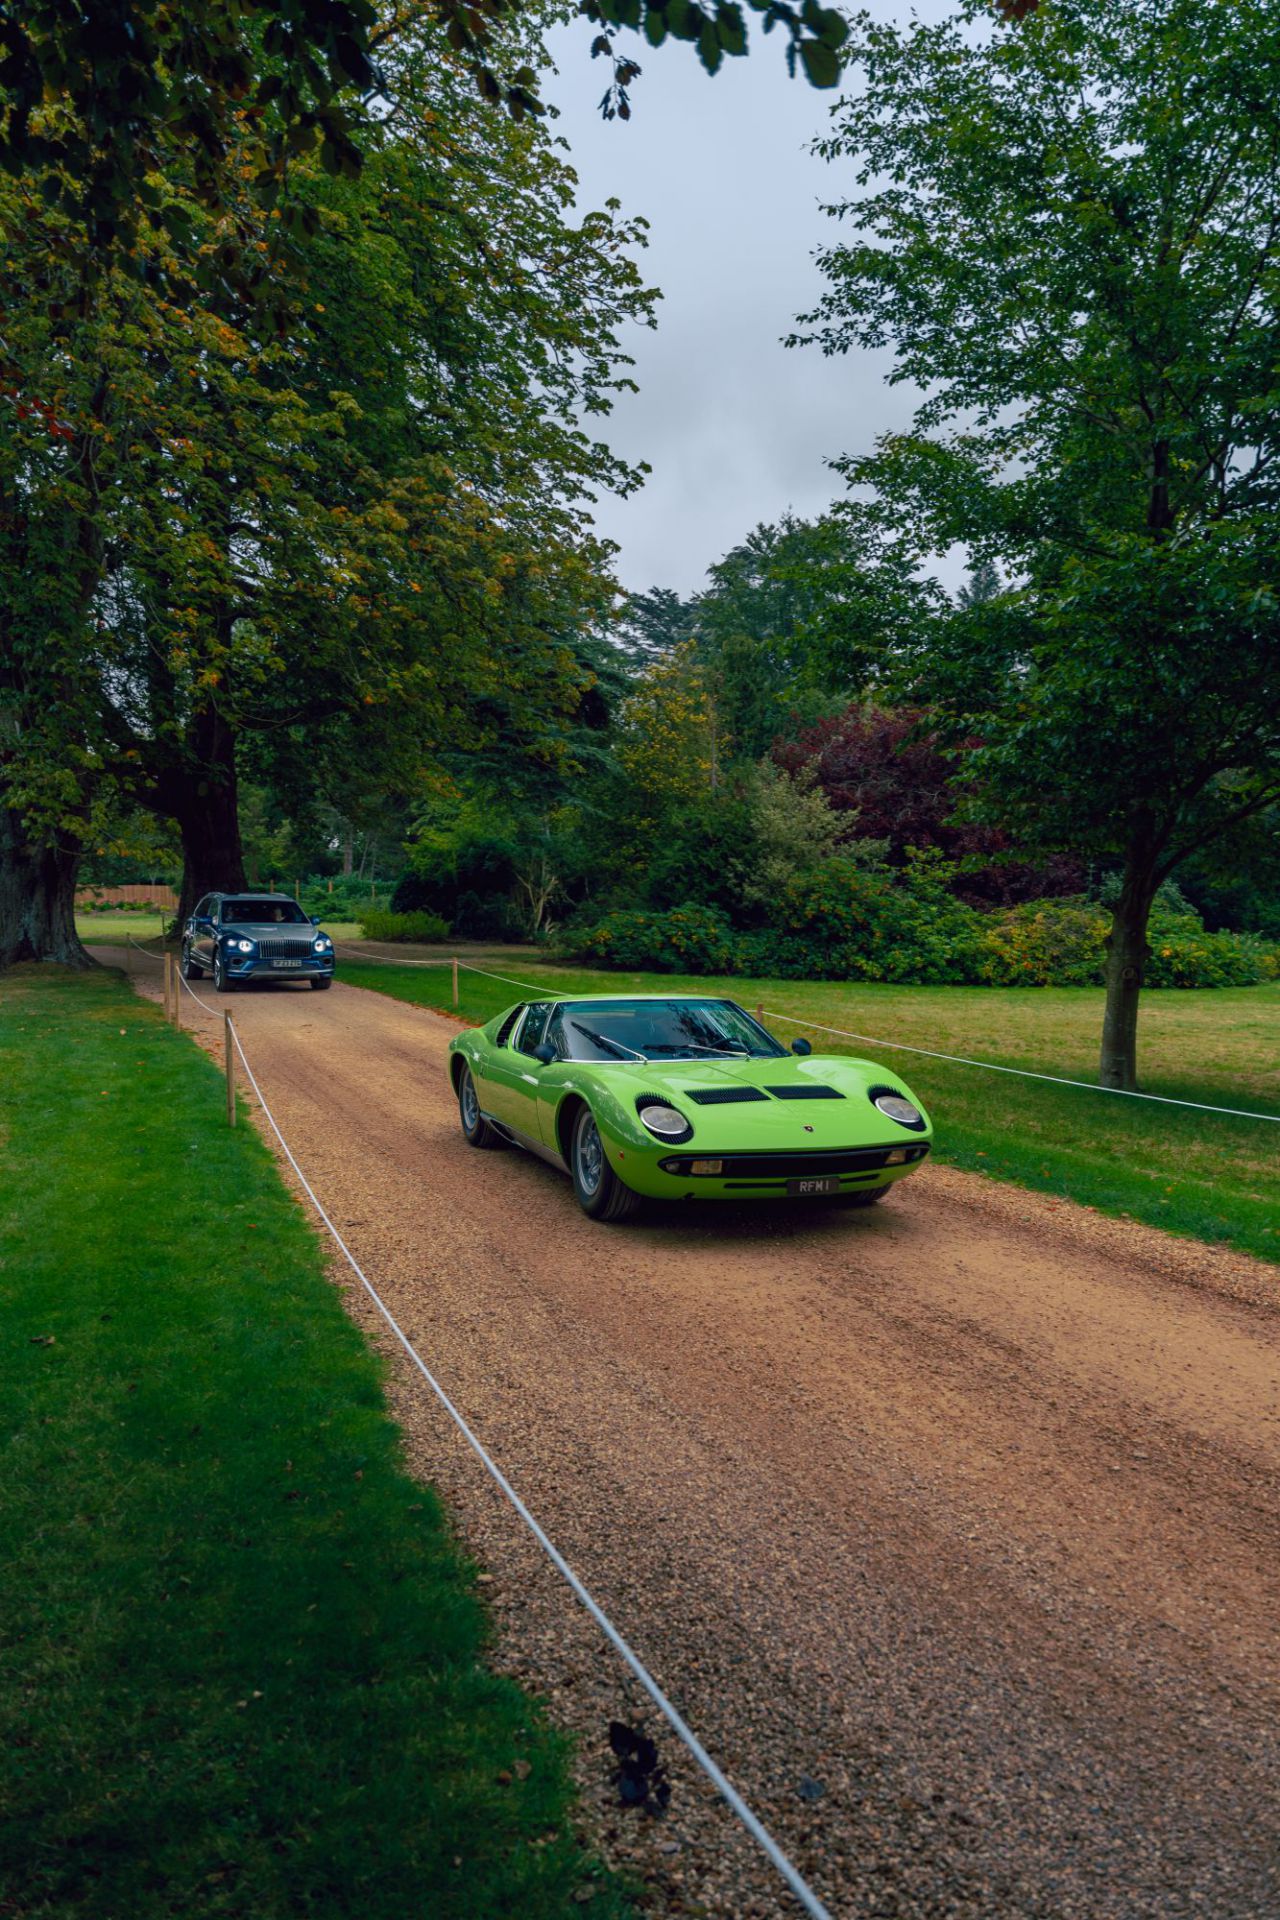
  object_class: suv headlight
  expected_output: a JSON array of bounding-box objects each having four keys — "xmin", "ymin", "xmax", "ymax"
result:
[
  {"xmin": 313, "ymin": 936, "xmax": 333, "ymax": 951},
  {"xmin": 228, "ymin": 938, "xmax": 254, "ymax": 954},
  {"xmin": 869, "ymin": 1087, "xmax": 926, "ymax": 1131},
  {"xmin": 636, "ymin": 1099, "xmax": 693, "ymax": 1143}
]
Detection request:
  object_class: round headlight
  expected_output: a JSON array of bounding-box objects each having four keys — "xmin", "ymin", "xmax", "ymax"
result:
[
  {"xmin": 229, "ymin": 938, "xmax": 254, "ymax": 953},
  {"xmin": 637, "ymin": 1101, "xmax": 692, "ymax": 1142},
  {"xmin": 871, "ymin": 1089, "xmax": 925, "ymax": 1130},
  {"xmin": 313, "ymin": 937, "xmax": 332, "ymax": 951}
]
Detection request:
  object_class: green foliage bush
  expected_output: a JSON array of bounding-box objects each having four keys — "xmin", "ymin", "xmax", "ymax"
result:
[
  {"xmin": 978, "ymin": 898, "xmax": 1109, "ymax": 986},
  {"xmin": 1144, "ymin": 907, "xmax": 1277, "ymax": 988},
  {"xmin": 299, "ymin": 875, "xmax": 390, "ymax": 918},
  {"xmin": 357, "ymin": 908, "xmax": 450, "ymax": 944},
  {"xmin": 560, "ymin": 903, "xmax": 738, "ymax": 973},
  {"xmin": 561, "ymin": 872, "xmax": 1278, "ymax": 990}
]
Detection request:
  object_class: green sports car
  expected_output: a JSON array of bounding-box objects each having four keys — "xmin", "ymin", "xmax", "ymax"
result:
[{"xmin": 447, "ymin": 993, "xmax": 932, "ymax": 1222}]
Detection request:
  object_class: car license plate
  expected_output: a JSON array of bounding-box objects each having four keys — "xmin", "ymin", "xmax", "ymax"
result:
[
  {"xmin": 272, "ymin": 958, "xmax": 304, "ymax": 969},
  {"xmin": 787, "ymin": 1176, "xmax": 841, "ymax": 1196}
]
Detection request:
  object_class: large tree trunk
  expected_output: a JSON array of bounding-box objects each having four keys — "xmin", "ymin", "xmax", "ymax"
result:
[
  {"xmin": 0, "ymin": 808, "xmax": 92, "ymax": 970},
  {"xmin": 170, "ymin": 709, "xmax": 247, "ymax": 925},
  {"xmin": 1099, "ymin": 833, "xmax": 1160, "ymax": 1092}
]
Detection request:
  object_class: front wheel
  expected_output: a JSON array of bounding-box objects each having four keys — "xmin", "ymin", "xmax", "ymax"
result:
[
  {"xmin": 571, "ymin": 1106, "xmax": 641, "ymax": 1222},
  {"xmin": 212, "ymin": 951, "xmax": 236, "ymax": 993},
  {"xmin": 310, "ymin": 975, "xmax": 332, "ymax": 990},
  {"xmin": 837, "ymin": 1186, "xmax": 888, "ymax": 1208},
  {"xmin": 458, "ymin": 1065, "xmax": 503, "ymax": 1149}
]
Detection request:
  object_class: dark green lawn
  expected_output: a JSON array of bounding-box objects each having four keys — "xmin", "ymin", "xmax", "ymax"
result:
[
  {"xmin": 337, "ymin": 954, "xmax": 1280, "ymax": 1266},
  {"xmin": 0, "ymin": 966, "xmax": 630, "ymax": 1920}
]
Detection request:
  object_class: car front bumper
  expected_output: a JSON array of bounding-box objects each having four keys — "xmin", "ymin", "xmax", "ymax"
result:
[
  {"xmin": 225, "ymin": 953, "xmax": 336, "ymax": 982},
  {"xmin": 605, "ymin": 1137, "xmax": 932, "ymax": 1201}
]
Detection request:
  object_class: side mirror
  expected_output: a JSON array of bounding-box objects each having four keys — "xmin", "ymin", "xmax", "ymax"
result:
[
  {"xmin": 533, "ymin": 1042, "xmax": 556, "ymax": 1065},
  {"xmin": 791, "ymin": 1037, "xmax": 813, "ymax": 1056},
  {"xmin": 310, "ymin": 914, "xmax": 319, "ymax": 925}
]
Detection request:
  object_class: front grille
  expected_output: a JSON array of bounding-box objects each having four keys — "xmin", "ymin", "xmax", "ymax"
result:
[
  {"xmin": 659, "ymin": 1144, "xmax": 930, "ymax": 1178},
  {"xmin": 257, "ymin": 938, "xmax": 313, "ymax": 959},
  {"xmin": 685, "ymin": 1086, "xmax": 770, "ymax": 1106},
  {"xmin": 763, "ymin": 1084, "xmax": 845, "ymax": 1100}
]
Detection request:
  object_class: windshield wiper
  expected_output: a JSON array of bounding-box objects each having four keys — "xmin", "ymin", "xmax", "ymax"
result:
[
  {"xmin": 570, "ymin": 1021, "xmax": 647, "ymax": 1063},
  {"xmin": 645, "ymin": 1042, "xmax": 750, "ymax": 1056}
]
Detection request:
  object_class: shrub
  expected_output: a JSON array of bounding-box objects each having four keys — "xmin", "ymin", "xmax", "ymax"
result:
[
  {"xmin": 357, "ymin": 908, "xmax": 450, "ymax": 944},
  {"xmin": 557, "ymin": 903, "xmax": 737, "ymax": 973},
  {"xmin": 299, "ymin": 876, "xmax": 390, "ymax": 918},
  {"xmin": 763, "ymin": 852, "xmax": 987, "ymax": 985},
  {"xmin": 1144, "ymin": 908, "xmax": 1274, "ymax": 988},
  {"xmin": 978, "ymin": 898, "xmax": 1109, "ymax": 987}
]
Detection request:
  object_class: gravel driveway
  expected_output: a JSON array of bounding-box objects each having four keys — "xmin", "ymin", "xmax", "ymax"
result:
[{"xmin": 113, "ymin": 955, "xmax": 1280, "ymax": 1919}]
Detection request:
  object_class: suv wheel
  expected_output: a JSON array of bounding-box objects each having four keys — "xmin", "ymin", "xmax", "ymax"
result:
[
  {"xmin": 571, "ymin": 1107, "xmax": 640, "ymax": 1222},
  {"xmin": 213, "ymin": 951, "xmax": 236, "ymax": 993},
  {"xmin": 181, "ymin": 943, "xmax": 204, "ymax": 981}
]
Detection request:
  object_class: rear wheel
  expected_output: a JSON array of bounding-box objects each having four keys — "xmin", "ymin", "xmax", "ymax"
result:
[
  {"xmin": 181, "ymin": 943, "xmax": 204, "ymax": 981},
  {"xmin": 458, "ymin": 1065, "xmax": 503, "ymax": 1149},
  {"xmin": 571, "ymin": 1106, "xmax": 641, "ymax": 1222}
]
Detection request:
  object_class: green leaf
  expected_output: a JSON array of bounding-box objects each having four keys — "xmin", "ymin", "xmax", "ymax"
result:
[
  {"xmin": 698, "ymin": 18, "xmax": 724, "ymax": 71},
  {"xmin": 643, "ymin": 8, "xmax": 669, "ymax": 46},
  {"xmin": 799, "ymin": 37, "xmax": 839, "ymax": 86}
]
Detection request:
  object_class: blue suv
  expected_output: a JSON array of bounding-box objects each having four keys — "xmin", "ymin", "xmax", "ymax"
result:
[{"xmin": 182, "ymin": 893, "xmax": 337, "ymax": 992}]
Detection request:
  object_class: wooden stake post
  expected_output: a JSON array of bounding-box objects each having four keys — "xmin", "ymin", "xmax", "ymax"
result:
[
  {"xmin": 452, "ymin": 956, "xmax": 459, "ymax": 1008},
  {"xmin": 224, "ymin": 1013, "xmax": 236, "ymax": 1127}
]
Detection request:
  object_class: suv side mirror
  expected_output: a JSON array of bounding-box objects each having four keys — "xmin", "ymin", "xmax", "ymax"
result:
[
  {"xmin": 791, "ymin": 1037, "xmax": 812, "ymax": 1056},
  {"xmin": 533, "ymin": 1042, "xmax": 556, "ymax": 1065},
  {"xmin": 310, "ymin": 914, "xmax": 319, "ymax": 925}
]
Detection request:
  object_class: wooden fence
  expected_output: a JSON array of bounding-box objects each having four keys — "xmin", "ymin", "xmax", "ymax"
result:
[{"xmin": 75, "ymin": 883, "xmax": 179, "ymax": 909}]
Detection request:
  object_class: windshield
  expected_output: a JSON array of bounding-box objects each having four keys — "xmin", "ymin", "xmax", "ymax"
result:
[
  {"xmin": 554, "ymin": 999, "xmax": 785, "ymax": 1063},
  {"xmin": 221, "ymin": 899, "xmax": 308, "ymax": 925}
]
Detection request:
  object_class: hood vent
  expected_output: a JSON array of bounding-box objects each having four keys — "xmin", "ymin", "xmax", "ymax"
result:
[
  {"xmin": 764, "ymin": 1084, "xmax": 845, "ymax": 1100},
  {"xmin": 685, "ymin": 1086, "xmax": 770, "ymax": 1105}
]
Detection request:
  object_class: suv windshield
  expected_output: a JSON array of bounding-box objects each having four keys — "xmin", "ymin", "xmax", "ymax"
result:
[
  {"xmin": 554, "ymin": 999, "xmax": 784, "ymax": 1062},
  {"xmin": 221, "ymin": 899, "xmax": 308, "ymax": 925}
]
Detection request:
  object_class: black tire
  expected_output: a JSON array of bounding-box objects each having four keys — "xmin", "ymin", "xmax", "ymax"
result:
[
  {"xmin": 458, "ymin": 1065, "xmax": 503, "ymax": 1149},
  {"xmin": 310, "ymin": 975, "xmax": 332, "ymax": 990},
  {"xmin": 181, "ymin": 943, "xmax": 204, "ymax": 981},
  {"xmin": 571, "ymin": 1105, "xmax": 641, "ymax": 1222},
  {"xmin": 212, "ymin": 951, "xmax": 236, "ymax": 993}
]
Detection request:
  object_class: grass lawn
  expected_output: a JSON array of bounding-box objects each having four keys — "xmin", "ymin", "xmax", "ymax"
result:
[
  {"xmin": 0, "ymin": 965, "xmax": 630, "ymax": 1919},
  {"xmin": 336, "ymin": 951, "xmax": 1280, "ymax": 1266}
]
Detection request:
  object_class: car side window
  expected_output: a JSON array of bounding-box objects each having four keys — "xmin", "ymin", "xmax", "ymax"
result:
[
  {"xmin": 514, "ymin": 1004, "xmax": 551, "ymax": 1056},
  {"xmin": 494, "ymin": 1006, "xmax": 523, "ymax": 1047},
  {"xmin": 193, "ymin": 896, "xmax": 210, "ymax": 922}
]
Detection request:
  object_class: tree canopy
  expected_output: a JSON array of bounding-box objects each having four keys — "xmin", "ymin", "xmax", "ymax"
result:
[{"xmin": 797, "ymin": 0, "xmax": 1280, "ymax": 1085}]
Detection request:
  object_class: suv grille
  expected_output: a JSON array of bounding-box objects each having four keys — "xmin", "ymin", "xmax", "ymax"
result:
[{"xmin": 257, "ymin": 938, "xmax": 313, "ymax": 959}]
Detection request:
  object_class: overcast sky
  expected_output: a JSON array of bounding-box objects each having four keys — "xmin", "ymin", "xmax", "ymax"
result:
[{"xmin": 545, "ymin": 2, "xmax": 959, "ymax": 602}]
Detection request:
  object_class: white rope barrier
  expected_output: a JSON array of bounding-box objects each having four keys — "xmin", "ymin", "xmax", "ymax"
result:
[
  {"xmin": 223, "ymin": 1013, "xmax": 833, "ymax": 1920},
  {"xmin": 761, "ymin": 1009, "xmax": 1280, "ymax": 1125},
  {"xmin": 335, "ymin": 944, "xmax": 1280, "ymax": 1126}
]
